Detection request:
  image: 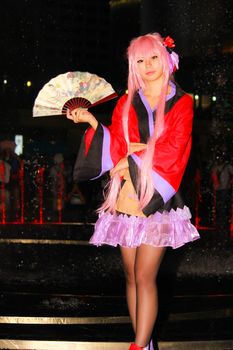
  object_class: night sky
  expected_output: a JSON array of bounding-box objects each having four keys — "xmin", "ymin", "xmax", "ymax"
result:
[{"xmin": 0, "ymin": 0, "xmax": 232, "ymax": 111}]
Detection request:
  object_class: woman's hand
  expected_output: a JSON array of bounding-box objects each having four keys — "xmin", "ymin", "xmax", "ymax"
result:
[
  {"xmin": 66, "ymin": 108, "xmax": 98, "ymax": 130},
  {"xmin": 110, "ymin": 157, "xmax": 129, "ymax": 177}
]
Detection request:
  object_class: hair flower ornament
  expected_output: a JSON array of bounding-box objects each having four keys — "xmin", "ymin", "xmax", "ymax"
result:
[
  {"xmin": 163, "ymin": 36, "xmax": 179, "ymax": 73},
  {"xmin": 163, "ymin": 36, "xmax": 175, "ymax": 49}
]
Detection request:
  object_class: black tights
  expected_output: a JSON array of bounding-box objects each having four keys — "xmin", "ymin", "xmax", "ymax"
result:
[{"xmin": 120, "ymin": 244, "xmax": 166, "ymax": 348}]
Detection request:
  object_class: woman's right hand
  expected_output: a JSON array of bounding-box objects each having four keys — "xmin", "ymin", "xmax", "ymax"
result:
[
  {"xmin": 66, "ymin": 108, "xmax": 98, "ymax": 130},
  {"xmin": 110, "ymin": 157, "xmax": 129, "ymax": 178}
]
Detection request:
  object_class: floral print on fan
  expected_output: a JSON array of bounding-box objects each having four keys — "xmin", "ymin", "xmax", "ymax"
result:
[
  {"xmin": 33, "ymin": 71, "xmax": 117, "ymax": 117},
  {"xmin": 78, "ymin": 81, "xmax": 89, "ymax": 93}
]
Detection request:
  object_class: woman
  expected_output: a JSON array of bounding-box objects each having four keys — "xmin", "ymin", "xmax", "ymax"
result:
[{"xmin": 67, "ymin": 33, "xmax": 200, "ymax": 350}]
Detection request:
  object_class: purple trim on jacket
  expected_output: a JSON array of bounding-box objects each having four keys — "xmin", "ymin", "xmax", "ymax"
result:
[
  {"xmin": 138, "ymin": 89, "xmax": 154, "ymax": 137},
  {"xmin": 138, "ymin": 82, "xmax": 176, "ymax": 137},
  {"xmin": 130, "ymin": 153, "xmax": 176, "ymax": 203},
  {"xmin": 91, "ymin": 124, "xmax": 114, "ymax": 180}
]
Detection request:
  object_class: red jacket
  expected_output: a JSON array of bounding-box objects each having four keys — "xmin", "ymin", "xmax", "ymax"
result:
[{"xmin": 74, "ymin": 83, "xmax": 193, "ymax": 215}]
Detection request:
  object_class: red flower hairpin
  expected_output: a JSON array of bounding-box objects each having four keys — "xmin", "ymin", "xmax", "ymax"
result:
[
  {"xmin": 163, "ymin": 36, "xmax": 175, "ymax": 49},
  {"xmin": 163, "ymin": 36, "xmax": 179, "ymax": 73}
]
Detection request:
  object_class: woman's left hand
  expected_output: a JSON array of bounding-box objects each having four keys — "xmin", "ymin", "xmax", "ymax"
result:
[
  {"xmin": 110, "ymin": 157, "xmax": 129, "ymax": 177},
  {"xmin": 66, "ymin": 108, "xmax": 98, "ymax": 130}
]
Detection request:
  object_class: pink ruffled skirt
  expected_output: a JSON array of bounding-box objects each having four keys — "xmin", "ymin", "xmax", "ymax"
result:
[{"xmin": 90, "ymin": 206, "xmax": 200, "ymax": 249}]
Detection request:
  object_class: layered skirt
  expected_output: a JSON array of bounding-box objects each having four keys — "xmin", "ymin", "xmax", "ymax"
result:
[{"xmin": 90, "ymin": 168, "xmax": 200, "ymax": 249}]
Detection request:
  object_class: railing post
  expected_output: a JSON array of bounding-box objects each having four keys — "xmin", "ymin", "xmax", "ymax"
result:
[
  {"xmin": 0, "ymin": 162, "xmax": 6, "ymax": 224},
  {"xmin": 35, "ymin": 167, "xmax": 45, "ymax": 224},
  {"xmin": 19, "ymin": 160, "xmax": 25, "ymax": 224}
]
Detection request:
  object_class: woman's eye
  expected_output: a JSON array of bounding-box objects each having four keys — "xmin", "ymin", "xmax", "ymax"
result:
[
  {"xmin": 152, "ymin": 55, "xmax": 158, "ymax": 59},
  {"xmin": 137, "ymin": 59, "xmax": 144, "ymax": 63}
]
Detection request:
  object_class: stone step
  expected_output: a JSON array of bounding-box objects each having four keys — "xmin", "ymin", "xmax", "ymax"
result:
[
  {"xmin": 0, "ymin": 223, "xmax": 94, "ymax": 241},
  {"xmin": 0, "ymin": 292, "xmax": 233, "ymax": 318},
  {"xmin": 0, "ymin": 224, "xmax": 233, "ymax": 345},
  {"xmin": 0, "ymin": 293, "xmax": 232, "ymax": 342},
  {"xmin": 1, "ymin": 339, "xmax": 233, "ymax": 350},
  {"xmin": 0, "ymin": 225, "xmax": 233, "ymax": 295}
]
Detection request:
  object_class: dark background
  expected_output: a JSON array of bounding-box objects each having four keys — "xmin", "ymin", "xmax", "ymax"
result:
[
  {"xmin": 1, "ymin": 0, "xmax": 232, "ymax": 113},
  {"xmin": 0, "ymin": 0, "xmax": 232, "ymax": 225}
]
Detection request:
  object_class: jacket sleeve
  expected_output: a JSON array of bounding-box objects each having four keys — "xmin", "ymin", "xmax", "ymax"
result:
[
  {"xmin": 73, "ymin": 95, "xmax": 128, "ymax": 182},
  {"xmin": 128, "ymin": 94, "xmax": 194, "ymax": 216}
]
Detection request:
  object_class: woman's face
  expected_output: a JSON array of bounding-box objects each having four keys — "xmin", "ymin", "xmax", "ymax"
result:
[{"xmin": 136, "ymin": 53, "xmax": 163, "ymax": 83}]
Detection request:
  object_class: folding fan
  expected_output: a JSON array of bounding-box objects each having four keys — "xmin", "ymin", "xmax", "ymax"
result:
[{"xmin": 33, "ymin": 71, "xmax": 117, "ymax": 117}]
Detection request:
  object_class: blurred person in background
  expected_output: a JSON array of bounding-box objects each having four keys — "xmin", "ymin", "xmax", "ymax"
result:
[
  {"xmin": 49, "ymin": 153, "xmax": 66, "ymax": 213},
  {"xmin": 211, "ymin": 154, "xmax": 233, "ymax": 237}
]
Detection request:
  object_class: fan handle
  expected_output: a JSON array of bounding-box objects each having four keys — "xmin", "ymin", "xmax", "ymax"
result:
[{"xmin": 62, "ymin": 97, "xmax": 92, "ymax": 114}]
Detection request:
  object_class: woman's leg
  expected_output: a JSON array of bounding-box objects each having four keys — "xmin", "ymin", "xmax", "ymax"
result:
[
  {"xmin": 134, "ymin": 245, "xmax": 166, "ymax": 347},
  {"xmin": 120, "ymin": 246, "xmax": 137, "ymax": 332}
]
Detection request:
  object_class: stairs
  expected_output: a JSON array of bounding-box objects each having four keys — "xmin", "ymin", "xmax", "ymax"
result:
[{"xmin": 0, "ymin": 223, "xmax": 233, "ymax": 349}]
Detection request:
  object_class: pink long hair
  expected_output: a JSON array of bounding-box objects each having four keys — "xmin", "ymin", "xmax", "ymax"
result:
[{"xmin": 99, "ymin": 33, "xmax": 173, "ymax": 213}]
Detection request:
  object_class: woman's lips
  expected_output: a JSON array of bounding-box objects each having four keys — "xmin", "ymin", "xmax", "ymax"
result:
[{"xmin": 146, "ymin": 71, "xmax": 156, "ymax": 75}]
